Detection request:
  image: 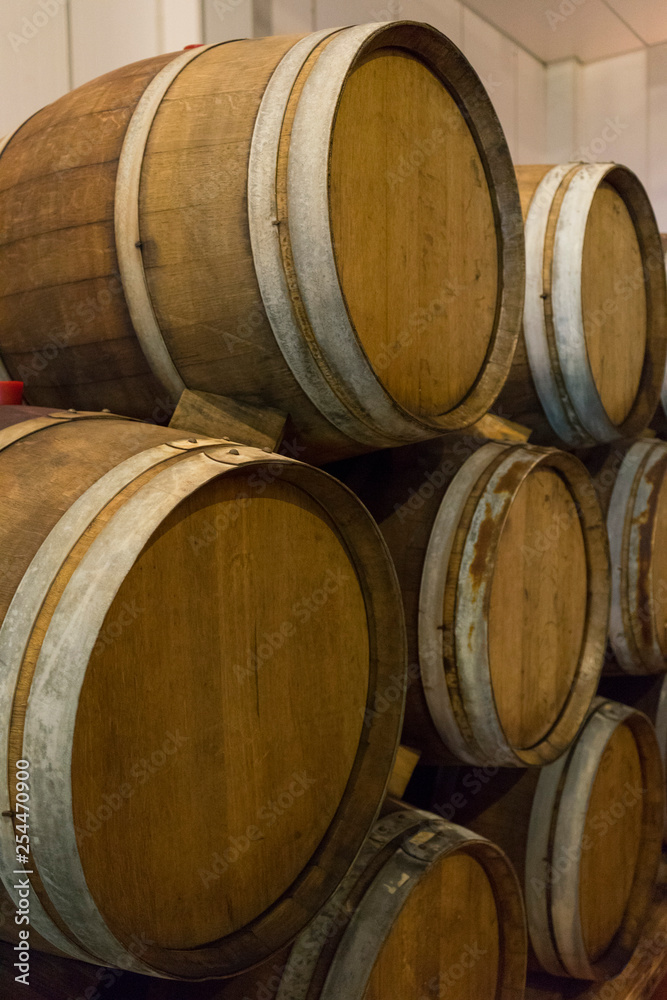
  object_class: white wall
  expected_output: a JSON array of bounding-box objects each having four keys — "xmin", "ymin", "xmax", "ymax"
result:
[
  {"xmin": 203, "ymin": 0, "xmax": 253, "ymax": 42},
  {"xmin": 648, "ymin": 44, "xmax": 667, "ymax": 232},
  {"xmin": 578, "ymin": 50, "xmax": 648, "ymax": 181},
  {"xmin": 0, "ymin": 0, "xmax": 547, "ymax": 167},
  {"xmin": 0, "ymin": 0, "xmax": 203, "ymax": 136},
  {"xmin": 69, "ymin": 0, "xmax": 160, "ymax": 89},
  {"xmin": 545, "ymin": 58, "xmax": 581, "ymax": 162},
  {"xmin": 0, "ymin": 0, "xmax": 71, "ymax": 137},
  {"xmin": 547, "ymin": 45, "xmax": 667, "ymax": 231},
  {"xmin": 312, "ymin": 0, "xmax": 547, "ymax": 162}
]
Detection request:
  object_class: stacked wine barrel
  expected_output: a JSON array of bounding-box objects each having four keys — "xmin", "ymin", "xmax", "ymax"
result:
[
  {"xmin": 0, "ymin": 21, "xmax": 524, "ymax": 464},
  {"xmin": 1, "ymin": 16, "xmax": 667, "ymax": 1000},
  {"xmin": 0, "ymin": 405, "xmax": 406, "ymax": 979}
]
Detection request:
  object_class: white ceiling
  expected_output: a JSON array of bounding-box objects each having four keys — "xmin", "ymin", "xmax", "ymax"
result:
[{"xmin": 463, "ymin": 0, "xmax": 667, "ymax": 63}]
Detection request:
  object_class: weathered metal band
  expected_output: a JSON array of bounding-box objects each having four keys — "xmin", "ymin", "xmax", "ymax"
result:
[
  {"xmin": 608, "ymin": 441, "xmax": 667, "ymax": 674},
  {"xmin": 21, "ymin": 445, "xmax": 267, "ymax": 971},
  {"xmin": 456, "ymin": 447, "xmax": 543, "ymax": 766},
  {"xmin": 607, "ymin": 441, "xmax": 653, "ymax": 673},
  {"xmin": 418, "ymin": 442, "xmax": 507, "ymax": 764},
  {"xmin": 247, "ymin": 29, "xmax": 387, "ymax": 443},
  {"xmin": 526, "ymin": 699, "xmax": 652, "ymax": 979},
  {"xmin": 0, "ymin": 437, "xmax": 226, "ymax": 966},
  {"xmin": 524, "ymin": 742, "xmax": 571, "ymax": 977},
  {"xmin": 420, "ymin": 441, "xmax": 607, "ymax": 767},
  {"xmin": 115, "ymin": 43, "xmax": 234, "ymax": 402},
  {"xmin": 286, "ymin": 23, "xmax": 437, "ymax": 446},
  {"xmin": 549, "ymin": 702, "xmax": 622, "ymax": 978},
  {"xmin": 249, "ymin": 24, "xmax": 419, "ymax": 448},
  {"xmin": 276, "ymin": 810, "xmax": 432, "ymax": 999},
  {"xmin": 278, "ymin": 811, "xmax": 523, "ymax": 1000},
  {"xmin": 525, "ymin": 698, "xmax": 615, "ymax": 977},
  {"xmin": 627, "ymin": 443, "xmax": 667, "ymax": 672},
  {"xmin": 654, "ymin": 676, "xmax": 667, "ymax": 841},
  {"xmin": 661, "ymin": 246, "xmax": 667, "ymax": 421},
  {"xmin": 655, "ymin": 676, "xmax": 667, "ymax": 766},
  {"xmin": 523, "ymin": 163, "xmax": 586, "ymax": 444},
  {"xmin": 0, "ymin": 411, "xmax": 136, "ymax": 452},
  {"xmin": 552, "ymin": 162, "xmax": 620, "ymax": 443},
  {"xmin": 0, "ymin": 416, "xmax": 71, "ymax": 451},
  {"xmin": 320, "ymin": 824, "xmax": 470, "ymax": 1000}
]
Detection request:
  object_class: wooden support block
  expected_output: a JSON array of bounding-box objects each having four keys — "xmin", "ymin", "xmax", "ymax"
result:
[
  {"xmin": 169, "ymin": 389, "xmax": 287, "ymax": 452},
  {"xmin": 385, "ymin": 745, "xmax": 422, "ymax": 801},
  {"xmin": 467, "ymin": 412, "xmax": 532, "ymax": 443}
]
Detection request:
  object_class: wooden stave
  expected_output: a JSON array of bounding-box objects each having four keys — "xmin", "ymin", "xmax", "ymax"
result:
[
  {"xmin": 0, "ymin": 811, "xmax": 527, "ymax": 1000},
  {"xmin": 276, "ymin": 808, "xmax": 527, "ymax": 1000},
  {"xmin": 599, "ymin": 676, "xmax": 667, "ymax": 765},
  {"xmin": 525, "ymin": 699, "xmax": 663, "ymax": 980},
  {"xmin": 585, "ymin": 438, "xmax": 667, "ymax": 675},
  {"xmin": 0, "ymin": 115, "xmax": 42, "ymax": 385},
  {"xmin": 0, "ymin": 52, "xmax": 177, "ymax": 421},
  {"xmin": 653, "ymin": 233, "xmax": 667, "ymax": 434},
  {"xmin": 329, "ymin": 436, "xmax": 610, "ymax": 767},
  {"xmin": 0, "ymin": 411, "xmax": 222, "ymax": 970},
  {"xmin": 445, "ymin": 699, "xmax": 664, "ymax": 981},
  {"xmin": 0, "ymin": 23, "xmax": 524, "ymax": 462},
  {"xmin": 0, "ymin": 408, "xmax": 407, "ymax": 979},
  {"xmin": 598, "ymin": 674, "xmax": 667, "ymax": 843},
  {"xmin": 497, "ymin": 163, "xmax": 667, "ymax": 447}
]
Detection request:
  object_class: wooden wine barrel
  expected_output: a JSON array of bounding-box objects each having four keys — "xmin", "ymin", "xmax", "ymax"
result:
[
  {"xmin": 599, "ymin": 676, "xmax": 667, "ymax": 764},
  {"xmin": 0, "ymin": 811, "xmax": 527, "ymax": 1000},
  {"xmin": 497, "ymin": 163, "xmax": 667, "ymax": 446},
  {"xmin": 0, "ymin": 23, "xmax": 524, "ymax": 464},
  {"xmin": 329, "ymin": 435, "xmax": 610, "ymax": 766},
  {"xmin": 450, "ymin": 698, "xmax": 664, "ymax": 980},
  {"xmin": 275, "ymin": 809, "xmax": 526, "ymax": 1000},
  {"xmin": 599, "ymin": 674, "xmax": 667, "ymax": 841},
  {"xmin": 585, "ymin": 438, "xmax": 667, "ymax": 674},
  {"xmin": 652, "ymin": 233, "xmax": 667, "ymax": 435},
  {"xmin": 0, "ymin": 405, "xmax": 405, "ymax": 979}
]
